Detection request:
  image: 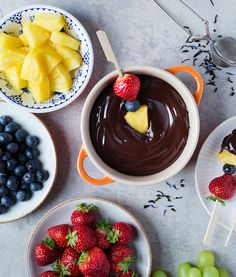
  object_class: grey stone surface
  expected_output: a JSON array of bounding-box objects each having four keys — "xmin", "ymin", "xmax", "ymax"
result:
[{"xmin": 0, "ymin": 0, "xmax": 236, "ymax": 276}]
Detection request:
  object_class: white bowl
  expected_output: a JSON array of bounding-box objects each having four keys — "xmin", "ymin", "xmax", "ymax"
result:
[
  {"xmin": 27, "ymin": 197, "xmax": 152, "ymax": 277},
  {"xmin": 78, "ymin": 65, "xmax": 204, "ymax": 186},
  {"xmin": 0, "ymin": 5, "xmax": 94, "ymax": 113},
  {"xmin": 195, "ymin": 116, "xmax": 236, "ymax": 231},
  {"xmin": 0, "ymin": 102, "xmax": 57, "ymax": 223}
]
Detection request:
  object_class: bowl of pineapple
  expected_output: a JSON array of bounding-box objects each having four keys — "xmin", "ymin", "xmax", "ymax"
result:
[{"xmin": 0, "ymin": 5, "xmax": 94, "ymax": 112}]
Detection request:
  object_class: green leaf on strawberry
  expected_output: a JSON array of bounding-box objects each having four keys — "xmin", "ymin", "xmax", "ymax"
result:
[
  {"xmin": 207, "ymin": 195, "xmax": 226, "ymax": 206},
  {"xmin": 66, "ymin": 230, "xmax": 78, "ymax": 247},
  {"xmin": 76, "ymin": 203, "xmax": 96, "ymax": 213}
]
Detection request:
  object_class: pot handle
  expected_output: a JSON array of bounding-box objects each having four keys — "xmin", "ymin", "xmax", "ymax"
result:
[
  {"xmin": 77, "ymin": 146, "xmax": 114, "ymax": 185},
  {"xmin": 166, "ymin": 65, "xmax": 204, "ymax": 105}
]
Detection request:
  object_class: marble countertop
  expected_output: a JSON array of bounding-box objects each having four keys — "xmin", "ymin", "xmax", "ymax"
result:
[{"xmin": 0, "ymin": 0, "xmax": 236, "ymax": 276}]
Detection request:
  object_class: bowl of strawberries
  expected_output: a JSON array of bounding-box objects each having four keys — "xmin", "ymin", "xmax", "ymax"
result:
[{"xmin": 28, "ymin": 197, "xmax": 152, "ymax": 276}]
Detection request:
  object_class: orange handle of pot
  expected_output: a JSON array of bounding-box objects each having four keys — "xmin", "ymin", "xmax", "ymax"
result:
[
  {"xmin": 77, "ymin": 146, "xmax": 114, "ymax": 185},
  {"xmin": 166, "ymin": 65, "xmax": 204, "ymax": 105}
]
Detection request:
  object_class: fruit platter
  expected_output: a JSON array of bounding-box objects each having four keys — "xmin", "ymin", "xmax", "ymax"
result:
[{"xmin": 1, "ymin": 0, "xmax": 236, "ymax": 276}]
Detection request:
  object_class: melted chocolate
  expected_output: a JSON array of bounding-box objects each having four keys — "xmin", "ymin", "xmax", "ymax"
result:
[
  {"xmin": 89, "ymin": 75, "xmax": 190, "ymax": 176},
  {"xmin": 221, "ymin": 129, "xmax": 236, "ymax": 155}
]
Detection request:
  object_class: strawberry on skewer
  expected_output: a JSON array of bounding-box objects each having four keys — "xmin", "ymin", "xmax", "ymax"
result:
[{"xmin": 204, "ymin": 174, "xmax": 236, "ymax": 245}]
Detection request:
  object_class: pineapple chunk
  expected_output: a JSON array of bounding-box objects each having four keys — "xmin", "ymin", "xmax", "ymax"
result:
[
  {"xmin": 29, "ymin": 74, "xmax": 50, "ymax": 103},
  {"xmin": 21, "ymin": 51, "xmax": 46, "ymax": 80},
  {"xmin": 0, "ymin": 47, "xmax": 26, "ymax": 70},
  {"xmin": 37, "ymin": 46, "xmax": 61, "ymax": 74},
  {"xmin": 56, "ymin": 45, "xmax": 82, "ymax": 71},
  {"xmin": 4, "ymin": 64, "xmax": 27, "ymax": 90},
  {"xmin": 19, "ymin": 33, "xmax": 29, "ymax": 46},
  {"xmin": 124, "ymin": 105, "xmax": 149, "ymax": 134},
  {"xmin": 20, "ymin": 47, "xmax": 30, "ymax": 54},
  {"xmin": 23, "ymin": 22, "xmax": 50, "ymax": 49},
  {"xmin": 49, "ymin": 63, "xmax": 72, "ymax": 92},
  {"xmin": 0, "ymin": 33, "xmax": 23, "ymax": 48},
  {"xmin": 34, "ymin": 13, "xmax": 65, "ymax": 32},
  {"xmin": 50, "ymin": 31, "xmax": 80, "ymax": 50}
]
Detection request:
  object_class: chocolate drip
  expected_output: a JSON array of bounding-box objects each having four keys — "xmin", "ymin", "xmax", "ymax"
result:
[
  {"xmin": 89, "ymin": 75, "xmax": 190, "ymax": 176},
  {"xmin": 221, "ymin": 129, "xmax": 236, "ymax": 155}
]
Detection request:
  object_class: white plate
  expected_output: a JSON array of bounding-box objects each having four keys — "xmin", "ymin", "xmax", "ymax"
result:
[
  {"xmin": 0, "ymin": 102, "xmax": 56, "ymax": 223},
  {"xmin": 195, "ymin": 116, "xmax": 236, "ymax": 231},
  {"xmin": 28, "ymin": 197, "xmax": 152, "ymax": 277},
  {"xmin": 0, "ymin": 5, "xmax": 94, "ymax": 113}
]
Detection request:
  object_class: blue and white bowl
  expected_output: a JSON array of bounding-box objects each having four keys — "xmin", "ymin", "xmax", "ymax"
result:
[{"xmin": 0, "ymin": 5, "xmax": 94, "ymax": 113}]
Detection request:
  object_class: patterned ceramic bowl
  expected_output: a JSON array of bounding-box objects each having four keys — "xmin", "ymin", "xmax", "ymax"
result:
[{"xmin": 0, "ymin": 5, "xmax": 94, "ymax": 113}]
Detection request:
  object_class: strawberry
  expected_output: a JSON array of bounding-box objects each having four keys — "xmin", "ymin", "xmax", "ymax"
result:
[
  {"xmin": 78, "ymin": 247, "xmax": 110, "ymax": 276},
  {"xmin": 39, "ymin": 271, "xmax": 59, "ymax": 277},
  {"xmin": 208, "ymin": 174, "xmax": 236, "ymax": 205},
  {"xmin": 108, "ymin": 244, "xmax": 135, "ymax": 273},
  {"xmin": 35, "ymin": 238, "xmax": 59, "ymax": 266},
  {"xmin": 66, "ymin": 225, "xmax": 96, "ymax": 252},
  {"xmin": 48, "ymin": 224, "xmax": 72, "ymax": 248},
  {"xmin": 71, "ymin": 203, "xmax": 96, "ymax": 227},
  {"xmin": 52, "ymin": 248, "xmax": 81, "ymax": 277},
  {"xmin": 110, "ymin": 222, "xmax": 136, "ymax": 244},
  {"xmin": 59, "ymin": 247, "xmax": 81, "ymax": 276},
  {"xmin": 119, "ymin": 270, "xmax": 138, "ymax": 277},
  {"xmin": 95, "ymin": 221, "xmax": 112, "ymax": 250},
  {"xmin": 113, "ymin": 73, "xmax": 140, "ymax": 101}
]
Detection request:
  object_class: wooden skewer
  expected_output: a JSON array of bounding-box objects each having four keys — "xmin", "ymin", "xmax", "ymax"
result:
[
  {"xmin": 225, "ymin": 215, "xmax": 236, "ymax": 247},
  {"xmin": 204, "ymin": 200, "xmax": 220, "ymax": 246},
  {"xmin": 96, "ymin": 30, "xmax": 123, "ymax": 78}
]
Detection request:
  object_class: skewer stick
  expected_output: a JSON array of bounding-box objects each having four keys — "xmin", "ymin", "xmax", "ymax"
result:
[
  {"xmin": 225, "ymin": 215, "xmax": 236, "ymax": 247},
  {"xmin": 96, "ymin": 30, "xmax": 123, "ymax": 78},
  {"xmin": 204, "ymin": 200, "xmax": 220, "ymax": 246}
]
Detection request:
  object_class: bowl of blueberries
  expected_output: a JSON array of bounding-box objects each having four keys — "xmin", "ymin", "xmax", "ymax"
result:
[{"xmin": 0, "ymin": 102, "xmax": 57, "ymax": 222}]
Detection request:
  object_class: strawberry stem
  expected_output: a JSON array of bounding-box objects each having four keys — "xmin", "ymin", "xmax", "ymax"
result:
[
  {"xmin": 76, "ymin": 203, "xmax": 96, "ymax": 213},
  {"xmin": 43, "ymin": 237, "xmax": 56, "ymax": 250},
  {"xmin": 107, "ymin": 229, "xmax": 120, "ymax": 243},
  {"xmin": 118, "ymin": 256, "xmax": 136, "ymax": 273},
  {"xmin": 66, "ymin": 230, "xmax": 78, "ymax": 247},
  {"xmin": 77, "ymin": 251, "xmax": 89, "ymax": 265},
  {"xmin": 207, "ymin": 195, "xmax": 226, "ymax": 206}
]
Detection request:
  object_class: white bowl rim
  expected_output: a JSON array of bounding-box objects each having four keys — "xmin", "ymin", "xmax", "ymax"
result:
[
  {"xmin": 0, "ymin": 4, "xmax": 94, "ymax": 113},
  {"xmin": 27, "ymin": 196, "xmax": 152, "ymax": 276},
  {"xmin": 195, "ymin": 115, "xmax": 236, "ymax": 231},
  {"xmin": 0, "ymin": 102, "xmax": 57, "ymax": 223},
  {"xmin": 81, "ymin": 65, "xmax": 200, "ymax": 185}
]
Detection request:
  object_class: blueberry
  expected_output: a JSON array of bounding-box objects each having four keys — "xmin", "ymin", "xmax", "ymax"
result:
[
  {"xmin": 0, "ymin": 116, "xmax": 12, "ymax": 126},
  {"xmin": 20, "ymin": 181, "xmax": 30, "ymax": 191},
  {"xmin": 23, "ymin": 172, "xmax": 35, "ymax": 184},
  {"xmin": 125, "ymin": 100, "xmax": 141, "ymax": 112},
  {"xmin": 2, "ymin": 151, "xmax": 11, "ymax": 161},
  {"xmin": 6, "ymin": 158, "xmax": 17, "ymax": 171},
  {"xmin": 0, "ymin": 132, "xmax": 13, "ymax": 144},
  {"xmin": 26, "ymin": 160, "xmax": 41, "ymax": 173},
  {"xmin": 0, "ymin": 204, "xmax": 9, "ymax": 214},
  {"xmin": 0, "ymin": 185, "xmax": 8, "ymax": 196},
  {"xmin": 17, "ymin": 153, "xmax": 27, "ymax": 165},
  {"xmin": 6, "ymin": 176, "xmax": 19, "ymax": 191},
  {"xmin": 0, "ymin": 174, "xmax": 7, "ymax": 185},
  {"xmin": 15, "ymin": 129, "xmax": 28, "ymax": 143},
  {"xmin": 6, "ymin": 142, "xmax": 19, "ymax": 154},
  {"xmin": 16, "ymin": 190, "xmax": 32, "ymax": 202},
  {"xmin": 25, "ymin": 148, "xmax": 40, "ymax": 159},
  {"xmin": 0, "ymin": 161, "xmax": 5, "ymax": 173},
  {"xmin": 223, "ymin": 164, "xmax": 236, "ymax": 175},
  {"xmin": 4, "ymin": 122, "xmax": 20, "ymax": 134},
  {"xmin": 36, "ymin": 170, "xmax": 49, "ymax": 182},
  {"xmin": 19, "ymin": 144, "xmax": 27, "ymax": 153},
  {"xmin": 0, "ymin": 148, "xmax": 3, "ymax": 158},
  {"xmin": 14, "ymin": 165, "xmax": 26, "ymax": 177},
  {"xmin": 1, "ymin": 195, "xmax": 14, "ymax": 207},
  {"xmin": 26, "ymin": 135, "xmax": 39, "ymax": 147},
  {"xmin": 30, "ymin": 182, "xmax": 43, "ymax": 192}
]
